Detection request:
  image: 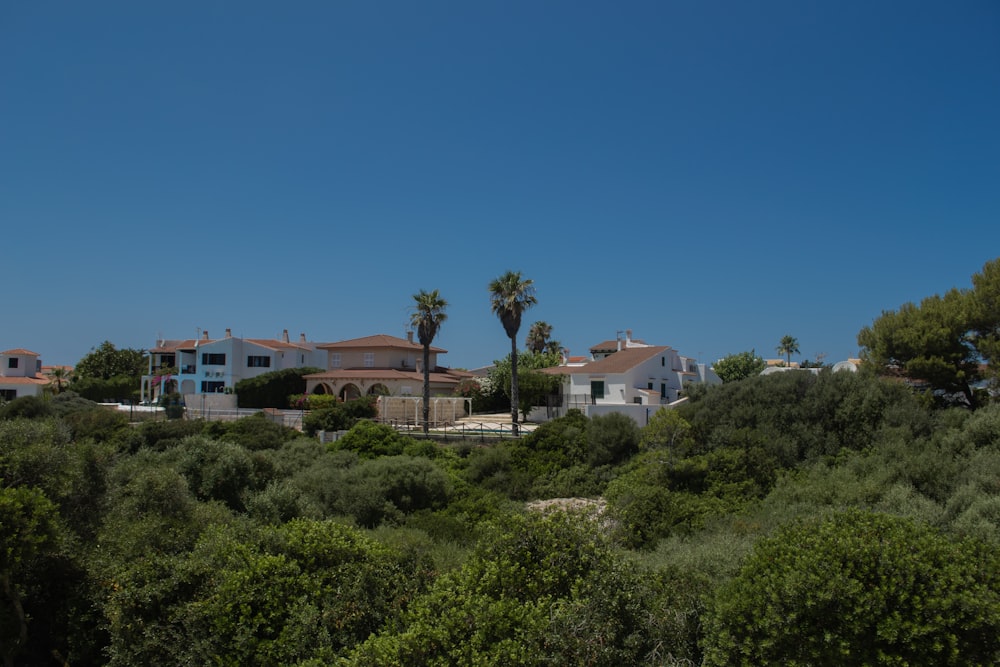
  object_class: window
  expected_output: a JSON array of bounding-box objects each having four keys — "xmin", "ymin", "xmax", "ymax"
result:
[
  {"xmin": 201, "ymin": 353, "xmax": 226, "ymax": 365},
  {"xmin": 201, "ymin": 381, "xmax": 225, "ymax": 393},
  {"xmin": 247, "ymin": 355, "xmax": 271, "ymax": 368},
  {"xmin": 591, "ymin": 380, "xmax": 605, "ymax": 401},
  {"xmin": 660, "ymin": 383, "xmax": 667, "ymax": 399},
  {"xmin": 661, "ymin": 357, "xmax": 665, "ymax": 367},
  {"xmin": 7, "ymin": 358, "xmax": 18, "ymax": 369},
  {"xmin": 330, "ymin": 353, "xmax": 341, "ymax": 368},
  {"xmin": 364, "ymin": 352, "xmax": 375, "ymax": 368},
  {"xmin": 647, "ymin": 382, "xmax": 653, "ymax": 390},
  {"xmin": 0, "ymin": 389, "xmax": 16, "ymax": 401}
]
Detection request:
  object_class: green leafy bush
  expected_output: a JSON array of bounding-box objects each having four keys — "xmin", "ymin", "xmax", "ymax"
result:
[
  {"xmin": 702, "ymin": 510, "xmax": 1000, "ymax": 666},
  {"xmin": 329, "ymin": 420, "xmax": 416, "ymax": 459},
  {"xmin": 235, "ymin": 367, "xmax": 322, "ymax": 409}
]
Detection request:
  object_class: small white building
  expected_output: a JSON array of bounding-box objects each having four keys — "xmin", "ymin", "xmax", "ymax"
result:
[
  {"xmin": 0, "ymin": 348, "xmax": 49, "ymax": 401},
  {"xmin": 538, "ymin": 330, "xmax": 721, "ymax": 425}
]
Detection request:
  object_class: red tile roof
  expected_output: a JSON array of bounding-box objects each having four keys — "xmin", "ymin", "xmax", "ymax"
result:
[
  {"xmin": 0, "ymin": 375, "xmax": 49, "ymax": 385},
  {"xmin": 318, "ymin": 334, "xmax": 444, "ymax": 353},
  {"xmin": 2, "ymin": 348, "xmax": 40, "ymax": 356},
  {"xmin": 304, "ymin": 368, "xmax": 464, "ymax": 383},
  {"xmin": 589, "ymin": 339, "xmax": 647, "ymax": 353},
  {"xmin": 544, "ymin": 346, "xmax": 671, "ymax": 375}
]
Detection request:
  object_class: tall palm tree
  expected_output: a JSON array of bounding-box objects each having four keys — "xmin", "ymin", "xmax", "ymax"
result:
[
  {"xmin": 777, "ymin": 335, "xmax": 800, "ymax": 366},
  {"xmin": 525, "ymin": 321, "xmax": 553, "ymax": 354},
  {"xmin": 489, "ymin": 271, "xmax": 537, "ymax": 434},
  {"xmin": 410, "ymin": 289, "xmax": 448, "ymax": 434}
]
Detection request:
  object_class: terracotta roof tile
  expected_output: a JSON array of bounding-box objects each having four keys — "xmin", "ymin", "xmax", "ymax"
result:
[
  {"xmin": 1, "ymin": 348, "xmax": 40, "ymax": 356},
  {"xmin": 318, "ymin": 334, "xmax": 444, "ymax": 353},
  {"xmin": 544, "ymin": 346, "xmax": 671, "ymax": 375},
  {"xmin": 304, "ymin": 368, "xmax": 463, "ymax": 383},
  {"xmin": 0, "ymin": 376, "xmax": 49, "ymax": 385},
  {"xmin": 588, "ymin": 339, "xmax": 647, "ymax": 352}
]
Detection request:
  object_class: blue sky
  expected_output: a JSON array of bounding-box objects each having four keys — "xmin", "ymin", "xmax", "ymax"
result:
[{"xmin": 2, "ymin": 1, "xmax": 998, "ymax": 369}]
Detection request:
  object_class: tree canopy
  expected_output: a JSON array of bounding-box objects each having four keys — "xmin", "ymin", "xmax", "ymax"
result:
[
  {"xmin": 858, "ymin": 258, "xmax": 1000, "ymax": 406},
  {"xmin": 712, "ymin": 350, "xmax": 766, "ymax": 383}
]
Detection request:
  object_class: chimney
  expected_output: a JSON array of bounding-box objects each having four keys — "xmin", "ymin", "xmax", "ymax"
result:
[
  {"xmin": 407, "ymin": 330, "xmax": 414, "ymax": 344},
  {"xmin": 282, "ymin": 329, "xmax": 289, "ymax": 343},
  {"xmin": 225, "ymin": 328, "xmax": 232, "ymax": 338},
  {"xmin": 202, "ymin": 330, "xmax": 210, "ymax": 340},
  {"xmin": 616, "ymin": 331, "xmax": 622, "ymax": 352},
  {"xmin": 626, "ymin": 329, "xmax": 633, "ymax": 343},
  {"xmin": 299, "ymin": 333, "xmax": 307, "ymax": 343}
]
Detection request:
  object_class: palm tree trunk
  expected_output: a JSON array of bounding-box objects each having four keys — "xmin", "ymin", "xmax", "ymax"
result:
[
  {"xmin": 510, "ymin": 335, "xmax": 519, "ymax": 436},
  {"xmin": 422, "ymin": 344, "xmax": 431, "ymax": 434}
]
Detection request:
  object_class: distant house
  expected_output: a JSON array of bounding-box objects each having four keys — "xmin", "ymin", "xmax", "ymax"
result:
[
  {"xmin": 0, "ymin": 348, "xmax": 49, "ymax": 401},
  {"xmin": 141, "ymin": 329, "xmax": 329, "ymax": 403},
  {"xmin": 539, "ymin": 330, "xmax": 721, "ymax": 425},
  {"xmin": 304, "ymin": 333, "xmax": 471, "ymax": 400}
]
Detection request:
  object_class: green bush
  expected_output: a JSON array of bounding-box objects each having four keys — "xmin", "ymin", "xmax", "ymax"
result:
[
  {"xmin": 0, "ymin": 395, "xmax": 52, "ymax": 420},
  {"xmin": 702, "ymin": 510, "xmax": 1000, "ymax": 666},
  {"xmin": 329, "ymin": 421, "xmax": 416, "ymax": 459},
  {"xmin": 235, "ymin": 367, "xmax": 322, "ymax": 409},
  {"xmin": 586, "ymin": 411, "xmax": 640, "ymax": 466}
]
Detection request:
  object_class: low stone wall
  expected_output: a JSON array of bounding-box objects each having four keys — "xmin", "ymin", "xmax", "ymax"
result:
[{"xmin": 377, "ymin": 396, "xmax": 470, "ymax": 426}]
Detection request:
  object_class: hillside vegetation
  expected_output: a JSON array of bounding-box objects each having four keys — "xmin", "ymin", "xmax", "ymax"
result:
[{"xmin": 2, "ymin": 366, "xmax": 1000, "ymax": 665}]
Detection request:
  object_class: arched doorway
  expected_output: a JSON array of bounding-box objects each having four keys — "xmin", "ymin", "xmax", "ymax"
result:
[
  {"xmin": 367, "ymin": 383, "xmax": 389, "ymax": 396},
  {"xmin": 311, "ymin": 383, "xmax": 331, "ymax": 395},
  {"xmin": 339, "ymin": 383, "xmax": 361, "ymax": 401}
]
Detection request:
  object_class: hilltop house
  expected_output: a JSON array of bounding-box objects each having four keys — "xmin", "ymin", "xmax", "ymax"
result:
[
  {"xmin": 0, "ymin": 348, "xmax": 49, "ymax": 401},
  {"xmin": 539, "ymin": 330, "xmax": 721, "ymax": 425},
  {"xmin": 141, "ymin": 329, "xmax": 328, "ymax": 403},
  {"xmin": 304, "ymin": 333, "xmax": 470, "ymax": 400}
]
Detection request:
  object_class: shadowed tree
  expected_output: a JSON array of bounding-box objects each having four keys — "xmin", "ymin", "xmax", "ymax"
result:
[
  {"xmin": 525, "ymin": 321, "xmax": 553, "ymax": 354},
  {"xmin": 46, "ymin": 367, "xmax": 73, "ymax": 394},
  {"xmin": 489, "ymin": 271, "xmax": 537, "ymax": 435},
  {"xmin": 410, "ymin": 289, "xmax": 448, "ymax": 434},
  {"xmin": 776, "ymin": 335, "xmax": 799, "ymax": 366}
]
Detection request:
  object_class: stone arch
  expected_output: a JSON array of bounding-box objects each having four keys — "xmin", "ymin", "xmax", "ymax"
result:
[
  {"xmin": 339, "ymin": 383, "xmax": 362, "ymax": 401},
  {"xmin": 367, "ymin": 383, "xmax": 390, "ymax": 396},
  {"xmin": 311, "ymin": 383, "xmax": 332, "ymax": 395}
]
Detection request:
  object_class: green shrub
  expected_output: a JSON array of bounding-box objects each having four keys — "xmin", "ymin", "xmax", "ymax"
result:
[
  {"xmin": 235, "ymin": 367, "xmax": 322, "ymax": 409},
  {"xmin": 329, "ymin": 421, "xmax": 415, "ymax": 459},
  {"xmin": 0, "ymin": 395, "xmax": 52, "ymax": 420},
  {"xmin": 702, "ymin": 510, "xmax": 1000, "ymax": 666},
  {"xmin": 586, "ymin": 412, "xmax": 640, "ymax": 466}
]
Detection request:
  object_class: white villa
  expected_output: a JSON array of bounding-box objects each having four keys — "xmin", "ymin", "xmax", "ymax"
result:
[
  {"xmin": 539, "ymin": 330, "xmax": 721, "ymax": 425},
  {"xmin": 141, "ymin": 329, "xmax": 328, "ymax": 403},
  {"xmin": 0, "ymin": 348, "xmax": 49, "ymax": 401}
]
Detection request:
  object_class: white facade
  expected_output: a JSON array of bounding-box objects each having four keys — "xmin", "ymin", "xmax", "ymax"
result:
[
  {"xmin": 141, "ymin": 329, "xmax": 329, "ymax": 402},
  {"xmin": 538, "ymin": 337, "xmax": 721, "ymax": 425},
  {"xmin": 0, "ymin": 348, "xmax": 48, "ymax": 401}
]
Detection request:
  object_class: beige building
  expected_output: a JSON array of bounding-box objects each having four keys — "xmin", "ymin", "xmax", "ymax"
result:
[{"xmin": 304, "ymin": 333, "xmax": 471, "ymax": 400}]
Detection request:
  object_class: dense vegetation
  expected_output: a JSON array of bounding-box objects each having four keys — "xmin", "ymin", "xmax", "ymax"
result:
[{"xmin": 2, "ymin": 362, "xmax": 1000, "ymax": 665}]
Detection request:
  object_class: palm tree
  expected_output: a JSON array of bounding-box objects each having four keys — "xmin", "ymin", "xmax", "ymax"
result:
[
  {"xmin": 489, "ymin": 271, "xmax": 537, "ymax": 435},
  {"xmin": 776, "ymin": 335, "xmax": 800, "ymax": 366},
  {"xmin": 410, "ymin": 289, "xmax": 448, "ymax": 434},
  {"xmin": 525, "ymin": 321, "xmax": 553, "ymax": 354},
  {"xmin": 47, "ymin": 366, "xmax": 72, "ymax": 394}
]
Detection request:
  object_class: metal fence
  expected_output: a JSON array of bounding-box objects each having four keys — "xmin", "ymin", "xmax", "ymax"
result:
[{"xmin": 184, "ymin": 407, "xmax": 305, "ymax": 430}]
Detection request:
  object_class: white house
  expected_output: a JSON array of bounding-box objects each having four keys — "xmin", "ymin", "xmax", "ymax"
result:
[
  {"xmin": 141, "ymin": 329, "xmax": 329, "ymax": 403},
  {"xmin": 538, "ymin": 331, "xmax": 721, "ymax": 425},
  {"xmin": 0, "ymin": 348, "xmax": 49, "ymax": 401}
]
